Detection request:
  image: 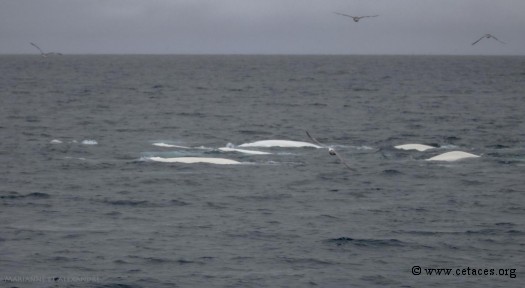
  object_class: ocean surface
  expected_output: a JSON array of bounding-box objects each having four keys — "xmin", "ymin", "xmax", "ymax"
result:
[{"xmin": 1, "ymin": 55, "xmax": 524, "ymax": 288}]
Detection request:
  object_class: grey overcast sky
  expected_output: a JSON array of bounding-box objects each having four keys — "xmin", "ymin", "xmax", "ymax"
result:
[{"xmin": 1, "ymin": 0, "xmax": 523, "ymax": 55}]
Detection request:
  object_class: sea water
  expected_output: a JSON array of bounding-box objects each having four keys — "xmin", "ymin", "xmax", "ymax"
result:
[{"xmin": 1, "ymin": 55, "xmax": 524, "ymax": 287}]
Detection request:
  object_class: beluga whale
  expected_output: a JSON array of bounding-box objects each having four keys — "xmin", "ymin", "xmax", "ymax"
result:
[
  {"xmin": 394, "ymin": 144, "xmax": 435, "ymax": 152},
  {"xmin": 426, "ymin": 151, "xmax": 480, "ymax": 162},
  {"xmin": 238, "ymin": 140, "xmax": 321, "ymax": 148},
  {"xmin": 147, "ymin": 157, "xmax": 241, "ymax": 165},
  {"xmin": 218, "ymin": 147, "xmax": 271, "ymax": 155},
  {"xmin": 306, "ymin": 131, "xmax": 355, "ymax": 171}
]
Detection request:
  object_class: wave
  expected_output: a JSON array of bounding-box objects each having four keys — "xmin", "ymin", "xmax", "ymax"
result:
[
  {"xmin": 63, "ymin": 156, "xmax": 88, "ymax": 161},
  {"xmin": 47, "ymin": 138, "xmax": 98, "ymax": 145},
  {"xmin": 141, "ymin": 151, "xmax": 201, "ymax": 158},
  {"xmin": 237, "ymin": 129, "xmax": 273, "ymax": 136},
  {"xmin": 125, "ymin": 255, "xmax": 205, "ymax": 267},
  {"xmin": 439, "ymin": 144, "xmax": 459, "ymax": 149},
  {"xmin": 93, "ymin": 198, "xmax": 189, "ymax": 208},
  {"xmin": 104, "ymin": 199, "xmax": 151, "ymax": 207},
  {"xmin": 152, "ymin": 142, "xmax": 192, "ymax": 149},
  {"xmin": 280, "ymin": 256, "xmax": 334, "ymax": 266},
  {"xmin": 325, "ymin": 237, "xmax": 405, "ymax": 247},
  {"xmin": 81, "ymin": 139, "xmax": 98, "ymax": 145},
  {"xmin": 0, "ymin": 192, "xmax": 51, "ymax": 199},
  {"xmin": 381, "ymin": 169, "xmax": 403, "ymax": 175},
  {"xmin": 218, "ymin": 147, "xmax": 271, "ymax": 155},
  {"xmin": 394, "ymin": 228, "xmax": 523, "ymax": 236},
  {"xmin": 350, "ymin": 145, "xmax": 375, "ymax": 151},
  {"xmin": 95, "ymin": 283, "xmax": 142, "ymax": 288}
]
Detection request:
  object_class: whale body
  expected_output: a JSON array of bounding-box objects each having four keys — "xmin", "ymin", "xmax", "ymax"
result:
[
  {"xmin": 152, "ymin": 143, "xmax": 192, "ymax": 149},
  {"xmin": 147, "ymin": 157, "xmax": 241, "ymax": 165},
  {"xmin": 218, "ymin": 147, "xmax": 271, "ymax": 155},
  {"xmin": 426, "ymin": 151, "xmax": 480, "ymax": 162},
  {"xmin": 395, "ymin": 144, "xmax": 435, "ymax": 152},
  {"xmin": 81, "ymin": 139, "xmax": 98, "ymax": 145},
  {"xmin": 238, "ymin": 140, "xmax": 321, "ymax": 148}
]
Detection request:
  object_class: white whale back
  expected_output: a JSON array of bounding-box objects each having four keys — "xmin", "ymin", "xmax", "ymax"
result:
[
  {"xmin": 238, "ymin": 140, "xmax": 321, "ymax": 148},
  {"xmin": 426, "ymin": 151, "xmax": 480, "ymax": 162},
  {"xmin": 395, "ymin": 144, "xmax": 435, "ymax": 151},
  {"xmin": 218, "ymin": 147, "xmax": 271, "ymax": 155},
  {"xmin": 147, "ymin": 157, "xmax": 241, "ymax": 165}
]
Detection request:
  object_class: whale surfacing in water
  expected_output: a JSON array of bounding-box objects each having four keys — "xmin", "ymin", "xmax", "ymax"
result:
[
  {"xmin": 218, "ymin": 147, "xmax": 271, "ymax": 155},
  {"xmin": 238, "ymin": 140, "xmax": 321, "ymax": 148},
  {"xmin": 147, "ymin": 157, "xmax": 241, "ymax": 165},
  {"xmin": 426, "ymin": 151, "xmax": 480, "ymax": 162},
  {"xmin": 152, "ymin": 143, "xmax": 192, "ymax": 149},
  {"xmin": 395, "ymin": 144, "xmax": 435, "ymax": 152}
]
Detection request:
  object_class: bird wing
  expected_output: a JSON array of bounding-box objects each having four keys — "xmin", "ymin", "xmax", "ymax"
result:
[
  {"xmin": 471, "ymin": 36, "xmax": 485, "ymax": 45},
  {"xmin": 334, "ymin": 12, "xmax": 355, "ymax": 18},
  {"xmin": 305, "ymin": 131, "xmax": 355, "ymax": 171},
  {"xmin": 491, "ymin": 35, "xmax": 506, "ymax": 44},
  {"xmin": 30, "ymin": 42, "xmax": 44, "ymax": 54},
  {"xmin": 333, "ymin": 150, "xmax": 356, "ymax": 171},
  {"xmin": 362, "ymin": 15, "xmax": 379, "ymax": 18},
  {"xmin": 305, "ymin": 130, "xmax": 326, "ymax": 148}
]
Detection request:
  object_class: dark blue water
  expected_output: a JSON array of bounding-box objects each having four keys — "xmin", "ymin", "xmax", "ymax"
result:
[{"xmin": 1, "ymin": 55, "xmax": 524, "ymax": 287}]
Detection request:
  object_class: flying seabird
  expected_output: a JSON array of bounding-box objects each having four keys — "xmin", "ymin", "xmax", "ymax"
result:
[
  {"xmin": 30, "ymin": 42, "xmax": 62, "ymax": 57},
  {"xmin": 334, "ymin": 12, "xmax": 379, "ymax": 23},
  {"xmin": 472, "ymin": 34, "xmax": 505, "ymax": 45},
  {"xmin": 306, "ymin": 131, "xmax": 355, "ymax": 171}
]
